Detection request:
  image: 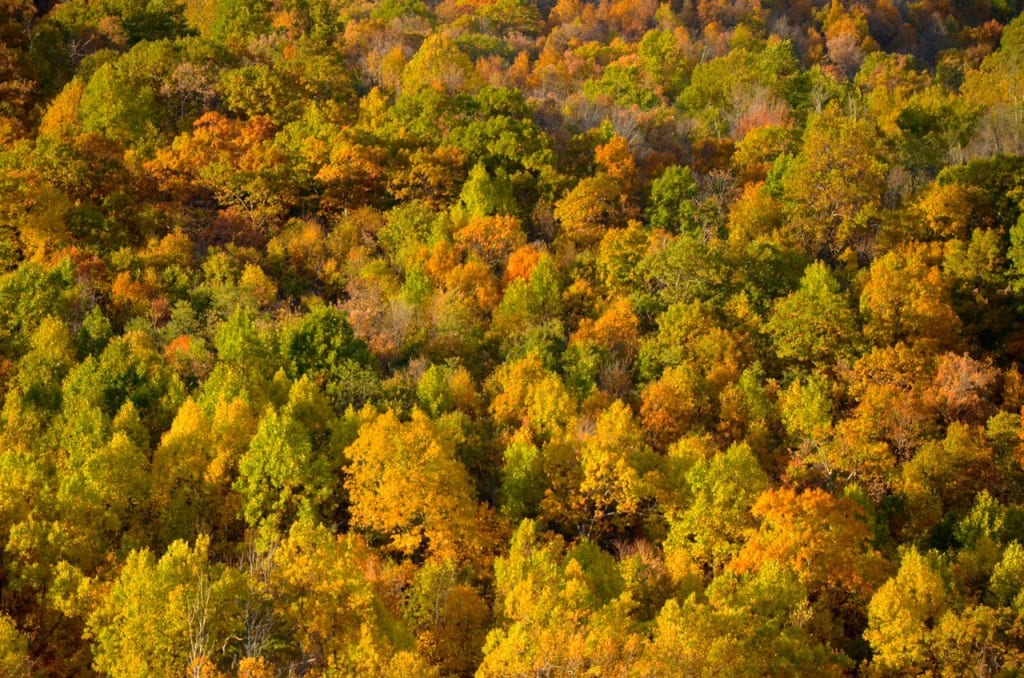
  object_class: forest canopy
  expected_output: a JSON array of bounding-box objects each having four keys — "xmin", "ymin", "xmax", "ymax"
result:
[{"xmin": 1, "ymin": 0, "xmax": 1024, "ymax": 675}]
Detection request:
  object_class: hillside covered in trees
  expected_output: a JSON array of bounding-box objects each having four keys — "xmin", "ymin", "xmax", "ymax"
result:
[{"xmin": 2, "ymin": 0, "xmax": 1024, "ymax": 674}]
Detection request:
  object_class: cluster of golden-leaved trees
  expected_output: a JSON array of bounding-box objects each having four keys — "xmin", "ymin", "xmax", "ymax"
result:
[{"xmin": 1, "ymin": 0, "xmax": 1024, "ymax": 674}]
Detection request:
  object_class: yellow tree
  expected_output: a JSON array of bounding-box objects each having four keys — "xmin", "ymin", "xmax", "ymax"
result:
[
  {"xmin": 961, "ymin": 14, "xmax": 1024, "ymax": 156},
  {"xmin": 150, "ymin": 398, "xmax": 220, "ymax": 545},
  {"xmin": 344, "ymin": 409, "xmax": 501, "ymax": 565},
  {"xmin": 864, "ymin": 548, "xmax": 954, "ymax": 675},
  {"xmin": 866, "ymin": 543, "xmax": 1024, "ymax": 676},
  {"xmin": 780, "ymin": 102, "xmax": 888, "ymax": 257},
  {"xmin": 640, "ymin": 364, "xmax": 711, "ymax": 451},
  {"xmin": 554, "ymin": 174, "xmax": 631, "ymax": 247},
  {"xmin": 267, "ymin": 521, "xmax": 435, "ymax": 676},
  {"xmin": 488, "ymin": 353, "xmax": 577, "ymax": 444},
  {"xmin": 730, "ymin": 487, "xmax": 889, "ymax": 602},
  {"xmin": 402, "ymin": 559, "xmax": 492, "ymax": 674},
  {"xmin": 315, "ymin": 133, "xmax": 389, "ymax": 211},
  {"xmin": 400, "ymin": 34, "xmax": 482, "ymax": 96},
  {"xmin": 859, "ymin": 244, "xmax": 962, "ymax": 352},
  {"xmin": 729, "ymin": 486, "xmax": 890, "ymax": 648},
  {"xmin": 454, "ymin": 214, "xmax": 526, "ymax": 270},
  {"xmin": 146, "ymin": 112, "xmax": 295, "ymax": 231},
  {"xmin": 573, "ymin": 400, "xmax": 661, "ymax": 538},
  {"xmin": 0, "ymin": 614, "xmax": 30, "ymax": 676}
]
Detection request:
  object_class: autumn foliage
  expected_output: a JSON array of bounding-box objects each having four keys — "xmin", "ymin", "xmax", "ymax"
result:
[{"xmin": 0, "ymin": 0, "xmax": 1023, "ymax": 675}]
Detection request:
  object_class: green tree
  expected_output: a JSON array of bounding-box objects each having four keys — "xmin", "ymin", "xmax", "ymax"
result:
[
  {"xmin": 279, "ymin": 304, "xmax": 379, "ymax": 408},
  {"xmin": 490, "ymin": 255, "xmax": 565, "ymax": 361},
  {"xmin": 479, "ymin": 520, "xmax": 644, "ymax": 676},
  {"xmin": 235, "ymin": 377, "xmax": 342, "ymax": 533},
  {"xmin": 15, "ymin": 315, "xmax": 76, "ymax": 413},
  {"xmin": 0, "ymin": 260, "xmax": 80, "ymax": 360},
  {"xmin": 639, "ymin": 563, "xmax": 849, "ymax": 676},
  {"xmin": 765, "ymin": 261, "xmax": 860, "ymax": 368},
  {"xmin": 444, "ymin": 87, "xmax": 553, "ymax": 177},
  {"xmin": 457, "ymin": 161, "xmax": 517, "ymax": 218},
  {"xmin": 206, "ymin": 0, "xmax": 272, "ymax": 45},
  {"xmin": 57, "ymin": 401, "xmax": 150, "ymax": 565},
  {"xmin": 62, "ymin": 330, "xmax": 186, "ymax": 438},
  {"xmin": 87, "ymin": 536, "xmax": 244, "ymax": 678},
  {"xmin": 637, "ymin": 28, "xmax": 690, "ymax": 100},
  {"xmin": 52, "ymin": 0, "xmax": 191, "ymax": 45},
  {"xmin": 664, "ymin": 442, "xmax": 769, "ymax": 577},
  {"xmin": 499, "ymin": 437, "xmax": 546, "ymax": 522},
  {"xmin": 645, "ymin": 165, "xmax": 698, "ymax": 234},
  {"xmin": 77, "ymin": 41, "xmax": 188, "ymax": 153}
]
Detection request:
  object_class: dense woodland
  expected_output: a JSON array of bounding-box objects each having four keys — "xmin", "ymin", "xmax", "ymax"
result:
[{"xmin": 1, "ymin": 0, "xmax": 1024, "ymax": 674}]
